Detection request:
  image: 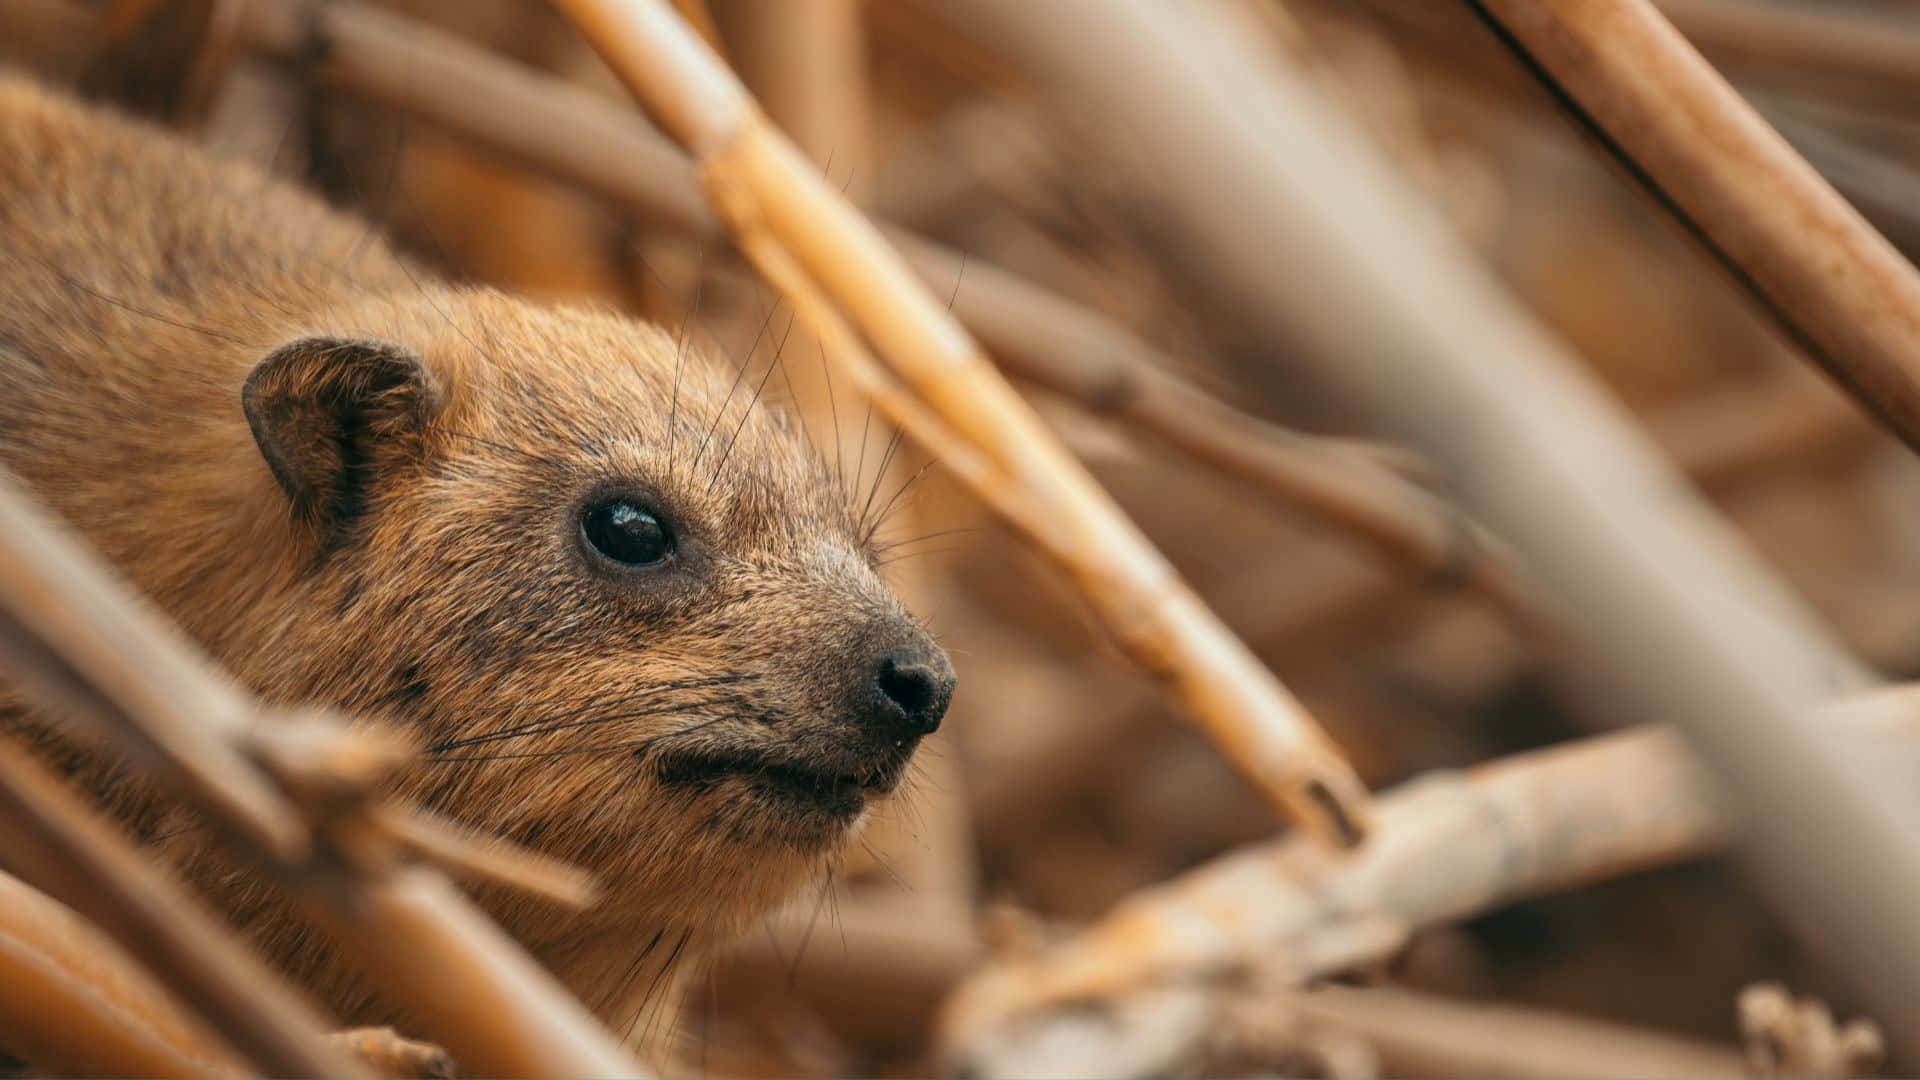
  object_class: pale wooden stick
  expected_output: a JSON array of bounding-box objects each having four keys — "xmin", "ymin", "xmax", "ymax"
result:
[
  {"xmin": 0, "ymin": 469, "xmax": 643, "ymax": 1077},
  {"xmin": 1466, "ymin": 0, "xmax": 1920, "ymax": 460},
  {"xmin": 0, "ymin": 745, "xmax": 361, "ymax": 1078},
  {"xmin": 0, "ymin": 868, "xmax": 253, "ymax": 1078},
  {"xmin": 953, "ymin": 0, "xmax": 1920, "ymax": 1041},
  {"xmin": 547, "ymin": 0, "xmax": 1372, "ymax": 845},
  {"xmin": 939, "ymin": 686, "xmax": 1920, "ymax": 1061},
  {"xmin": 1738, "ymin": 982, "xmax": 1885, "ymax": 1080},
  {"xmin": 956, "ymin": 977, "xmax": 1749, "ymax": 1079},
  {"xmin": 1289, "ymin": 984, "xmax": 1747, "ymax": 1080}
]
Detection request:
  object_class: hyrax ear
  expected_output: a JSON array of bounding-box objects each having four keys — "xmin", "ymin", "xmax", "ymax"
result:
[{"xmin": 242, "ymin": 336, "xmax": 442, "ymax": 530}]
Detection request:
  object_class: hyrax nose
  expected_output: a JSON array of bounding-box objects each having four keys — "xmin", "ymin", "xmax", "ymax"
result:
[{"xmin": 864, "ymin": 642, "xmax": 955, "ymax": 739}]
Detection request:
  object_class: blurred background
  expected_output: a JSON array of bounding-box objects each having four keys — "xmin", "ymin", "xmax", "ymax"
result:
[{"xmin": 7, "ymin": 0, "xmax": 1920, "ymax": 1075}]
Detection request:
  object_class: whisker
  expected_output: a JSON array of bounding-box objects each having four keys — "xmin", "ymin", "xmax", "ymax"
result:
[
  {"xmin": 425, "ymin": 709, "xmax": 738, "ymax": 762},
  {"xmin": 434, "ymin": 426, "xmax": 550, "ymax": 465},
  {"xmin": 632, "ymin": 927, "xmax": 693, "ymax": 1050},
  {"xmin": 819, "ymin": 340, "xmax": 844, "ymax": 494},
  {"xmin": 19, "ymin": 252, "xmax": 258, "ymax": 347},
  {"xmin": 668, "ymin": 248, "xmax": 707, "ymax": 482},
  {"xmin": 858, "ymin": 426, "xmax": 905, "ymax": 535},
  {"xmin": 424, "ymin": 680, "xmax": 752, "ymax": 749},
  {"xmin": 430, "ymin": 673, "xmax": 757, "ymax": 749},
  {"xmin": 862, "ymin": 457, "xmax": 941, "ymax": 549},
  {"xmin": 692, "ymin": 300, "xmax": 780, "ymax": 470},
  {"xmin": 707, "ymin": 312, "xmax": 796, "ymax": 491}
]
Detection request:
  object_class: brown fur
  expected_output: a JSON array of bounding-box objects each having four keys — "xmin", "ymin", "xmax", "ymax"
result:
[{"xmin": 0, "ymin": 74, "xmax": 951, "ymax": 1044}]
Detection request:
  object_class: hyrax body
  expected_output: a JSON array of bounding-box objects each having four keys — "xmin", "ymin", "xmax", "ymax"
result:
[{"xmin": 0, "ymin": 75, "xmax": 953, "ymax": 1029}]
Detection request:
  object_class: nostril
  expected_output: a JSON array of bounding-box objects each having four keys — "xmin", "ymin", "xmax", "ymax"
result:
[
  {"xmin": 877, "ymin": 657, "xmax": 935, "ymax": 718},
  {"xmin": 874, "ymin": 654, "xmax": 955, "ymax": 736}
]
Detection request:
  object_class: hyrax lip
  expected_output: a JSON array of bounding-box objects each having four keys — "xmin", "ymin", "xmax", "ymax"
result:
[{"xmin": 655, "ymin": 749, "xmax": 906, "ymax": 810}]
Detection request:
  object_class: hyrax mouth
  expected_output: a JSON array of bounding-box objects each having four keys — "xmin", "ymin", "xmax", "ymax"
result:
[{"xmin": 654, "ymin": 747, "xmax": 911, "ymax": 819}]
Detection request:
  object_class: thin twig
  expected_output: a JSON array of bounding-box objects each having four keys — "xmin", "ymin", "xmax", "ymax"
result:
[
  {"xmin": 546, "ymin": 0, "xmax": 1374, "ymax": 846},
  {"xmin": 1464, "ymin": 0, "xmax": 1920, "ymax": 461},
  {"xmin": 0, "ymin": 744, "xmax": 361, "ymax": 1078},
  {"xmin": 0, "ymin": 868, "xmax": 252, "ymax": 1078}
]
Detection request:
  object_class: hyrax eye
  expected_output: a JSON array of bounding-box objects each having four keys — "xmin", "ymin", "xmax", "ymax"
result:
[{"xmin": 581, "ymin": 499, "xmax": 674, "ymax": 566}]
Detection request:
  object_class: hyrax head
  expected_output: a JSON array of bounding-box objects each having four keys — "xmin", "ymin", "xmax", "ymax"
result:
[{"xmin": 236, "ymin": 290, "xmax": 953, "ymax": 932}]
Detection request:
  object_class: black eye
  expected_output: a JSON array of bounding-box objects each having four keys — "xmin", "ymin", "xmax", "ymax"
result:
[{"xmin": 581, "ymin": 499, "xmax": 674, "ymax": 566}]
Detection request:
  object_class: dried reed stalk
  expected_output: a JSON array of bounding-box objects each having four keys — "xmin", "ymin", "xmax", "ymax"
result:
[
  {"xmin": 1466, "ymin": 0, "xmax": 1920, "ymax": 459},
  {"xmin": 1660, "ymin": 0, "xmax": 1920, "ymax": 107},
  {"xmin": 950, "ymin": 0, "xmax": 1920, "ymax": 1043},
  {"xmin": 1286, "ymin": 984, "xmax": 1746, "ymax": 1080},
  {"xmin": 955, "ymin": 977, "xmax": 1748, "ymax": 1079},
  {"xmin": 237, "ymin": 0, "xmax": 1539, "ymax": 623},
  {"xmin": 0, "ymin": 745, "xmax": 359, "ymax": 1078},
  {"xmin": 939, "ymin": 686, "xmax": 1920, "ymax": 1063},
  {"xmin": 544, "ymin": 0, "xmax": 1373, "ymax": 845},
  {"xmin": 0, "ymin": 867, "xmax": 252, "ymax": 1078},
  {"xmin": 0, "ymin": 470, "xmax": 643, "ymax": 1077}
]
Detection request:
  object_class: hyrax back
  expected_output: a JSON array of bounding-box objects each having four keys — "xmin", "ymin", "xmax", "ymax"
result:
[{"xmin": 0, "ymin": 75, "xmax": 953, "ymax": 1027}]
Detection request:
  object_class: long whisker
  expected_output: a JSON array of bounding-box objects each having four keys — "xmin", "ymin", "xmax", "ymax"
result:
[
  {"xmin": 692, "ymin": 301, "xmax": 780, "ymax": 470},
  {"xmin": 429, "ymin": 673, "xmax": 758, "ymax": 751},
  {"xmin": 862, "ymin": 457, "xmax": 941, "ymax": 549},
  {"xmin": 434, "ymin": 426, "xmax": 551, "ymax": 465},
  {"xmin": 707, "ymin": 312, "xmax": 796, "ymax": 491},
  {"xmin": 425, "ymin": 705, "xmax": 742, "ymax": 762},
  {"xmin": 858, "ymin": 426, "xmax": 905, "ymax": 535},
  {"xmin": 427, "ymin": 697, "xmax": 738, "ymax": 756}
]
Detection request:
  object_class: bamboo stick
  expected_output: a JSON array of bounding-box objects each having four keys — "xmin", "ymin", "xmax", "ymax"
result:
[
  {"xmin": 940, "ymin": 686, "xmax": 1920, "ymax": 1062},
  {"xmin": 0, "ymin": 868, "xmax": 253, "ymax": 1078},
  {"xmin": 0, "ymin": 469, "xmax": 644, "ymax": 1077},
  {"xmin": 544, "ymin": 0, "xmax": 1373, "ymax": 845},
  {"xmin": 1464, "ymin": 0, "xmax": 1920, "ymax": 461},
  {"xmin": 947, "ymin": 0, "xmax": 1920, "ymax": 1044}
]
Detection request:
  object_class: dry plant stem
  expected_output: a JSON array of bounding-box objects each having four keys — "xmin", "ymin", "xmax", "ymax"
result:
[
  {"xmin": 1465, "ymin": 0, "xmax": 1920, "ymax": 460},
  {"xmin": 237, "ymin": 0, "xmax": 1533, "ymax": 623},
  {"xmin": 953, "ymin": 0, "xmax": 1920, "ymax": 1042},
  {"xmin": 939, "ymin": 686, "xmax": 1920, "ymax": 1053},
  {"xmin": 1648, "ymin": 371, "xmax": 1875, "ymax": 486},
  {"xmin": 310, "ymin": 868, "xmax": 635, "ymax": 1080},
  {"xmin": 0, "ymin": 484, "xmax": 305, "ymax": 861},
  {"xmin": 0, "ymin": 470, "xmax": 644, "ymax": 1076},
  {"xmin": 549, "ymin": 0, "xmax": 1373, "ymax": 846},
  {"xmin": 713, "ymin": 894, "xmax": 983, "ymax": 1047},
  {"xmin": 328, "ymin": 1027, "xmax": 455, "ymax": 1080},
  {"xmin": 0, "ymin": 745, "xmax": 361, "ymax": 1078},
  {"xmin": 1280, "ymin": 984, "xmax": 1746, "ymax": 1080},
  {"xmin": 1659, "ymin": 0, "xmax": 1920, "ymax": 106},
  {"xmin": 0, "ymin": 869, "xmax": 252, "ymax": 1078},
  {"xmin": 900, "ymin": 235, "xmax": 1537, "ymax": 618}
]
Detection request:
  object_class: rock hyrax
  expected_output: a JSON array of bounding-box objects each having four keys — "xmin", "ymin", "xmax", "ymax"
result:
[{"xmin": 0, "ymin": 74, "xmax": 954, "ymax": 1031}]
